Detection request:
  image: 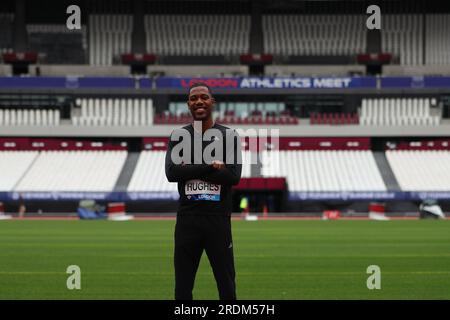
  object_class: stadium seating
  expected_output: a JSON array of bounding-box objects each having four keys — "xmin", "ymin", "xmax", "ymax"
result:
[
  {"xmin": 156, "ymin": 102, "xmax": 298, "ymax": 125},
  {"xmin": 144, "ymin": 15, "xmax": 250, "ymax": 55},
  {"xmin": 127, "ymin": 151, "xmax": 177, "ymax": 192},
  {"xmin": 0, "ymin": 151, "xmax": 39, "ymax": 191},
  {"xmin": 147, "ymin": 65, "xmax": 248, "ymax": 77},
  {"xmin": 386, "ymin": 150, "xmax": 450, "ymax": 191},
  {"xmin": 310, "ymin": 112, "xmax": 359, "ymax": 125},
  {"xmin": 28, "ymin": 64, "xmax": 130, "ymax": 76},
  {"xmin": 3, "ymin": 11, "xmax": 450, "ymax": 69},
  {"xmin": 15, "ymin": 151, "xmax": 127, "ymax": 192},
  {"xmin": 128, "ymin": 150, "xmax": 253, "ymax": 192},
  {"xmin": 0, "ymin": 64, "xmax": 11, "ymax": 76},
  {"xmin": 265, "ymin": 65, "xmax": 365, "ymax": 77},
  {"xmin": 383, "ymin": 65, "xmax": 450, "ymax": 76},
  {"xmin": 89, "ymin": 15, "xmax": 133, "ymax": 65},
  {"xmin": 73, "ymin": 98, "xmax": 153, "ymax": 126},
  {"xmin": 359, "ymin": 98, "xmax": 441, "ymax": 126},
  {"xmin": 0, "ymin": 14, "xmax": 13, "ymax": 54},
  {"xmin": 261, "ymin": 150, "xmax": 386, "ymax": 191},
  {"xmin": 2, "ymin": 148, "xmax": 449, "ymax": 194},
  {"xmin": 263, "ymin": 15, "xmax": 366, "ymax": 55},
  {"xmin": 425, "ymin": 14, "xmax": 450, "ymax": 65},
  {"xmin": 27, "ymin": 24, "xmax": 87, "ymax": 64},
  {"xmin": 0, "ymin": 109, "xmax": 60, "ymax": 126},
  {"xmin": 381, "ymin": 15, "xmax": 423, "ymax": 65}
]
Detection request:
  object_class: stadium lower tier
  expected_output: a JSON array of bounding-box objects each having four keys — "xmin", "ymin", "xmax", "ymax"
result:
[{"xmin": 0, "ymin": 149, "xmax": 449, "ymax": 203}]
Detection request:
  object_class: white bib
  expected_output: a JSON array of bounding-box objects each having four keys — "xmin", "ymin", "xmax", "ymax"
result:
[{"xmin": 185, "ymin": 179, "xmax": 221, "ymax": 201}]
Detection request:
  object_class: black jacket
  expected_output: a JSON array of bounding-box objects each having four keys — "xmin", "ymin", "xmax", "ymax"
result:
[{"xmin": 165, "ymin": 123, "xmax": 242, "ymax": 216}]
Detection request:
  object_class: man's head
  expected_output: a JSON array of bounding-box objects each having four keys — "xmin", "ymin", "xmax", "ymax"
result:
[{"xmin": 187, "ymin": 82, "xmax": 215, "ymax": 121}]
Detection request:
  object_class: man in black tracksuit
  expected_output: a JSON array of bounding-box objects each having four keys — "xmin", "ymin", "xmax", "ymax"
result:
[{"xmin": 165, "ymin": 83, "xmax": 242, "ymax": 300}]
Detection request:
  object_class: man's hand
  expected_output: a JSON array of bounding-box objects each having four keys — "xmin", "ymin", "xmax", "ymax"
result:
[{"xmin": 211, "ymin": 160, "xmax": 225, "ymax": 170}]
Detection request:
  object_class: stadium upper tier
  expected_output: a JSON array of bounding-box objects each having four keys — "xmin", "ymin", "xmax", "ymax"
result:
[
  {"xmin": 0, "ymin": 14, "xmax": 13, "ymax": 55},
  {"xmin": 2, "ymin": 13, "xmax": 450, "ymax": 67},
  {"xmin": 425, "ymin": 14, "xmax": 450, "ymax": 65},
  {"xmin": 263, "ymin": 15, "xmax": 366, "ymax": 56},
  {"xmin": 144, "ymin": 15, "xmax": 250, "ymax": 56},
  {"xmin": 381, "ymin": 15, "xmax": 423, "ymax": 65},
  {"xmin": 89, "ymin": 15, "xmax": 133, "ymax": 66},
  {"xmin": 27, "ymin": 24, "xmax": 87, "ymax": 64}
]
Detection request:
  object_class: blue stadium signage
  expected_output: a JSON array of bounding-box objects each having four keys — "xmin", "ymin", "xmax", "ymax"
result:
[
  {"xmin": 2, "ymin": 191, "xmax": 450, "ymax": 201},
  {"xmin": 1, "ymin": 76, "xmax": 450, "ymax": 89},
  {"xmin": 154, "ymin": 76, "xmax": 377, "ymax": 89}
]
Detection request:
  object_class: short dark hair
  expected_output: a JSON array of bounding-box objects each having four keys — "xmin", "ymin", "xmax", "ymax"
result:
[{"xmin": 188, "ymin": 82, "xmax": 213, "ymax": 96}]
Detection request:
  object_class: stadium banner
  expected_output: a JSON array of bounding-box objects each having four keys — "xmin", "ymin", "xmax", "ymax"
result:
[
  {"xmin": 384, "ymin": 139, "xmax": 450, "ymax": 150},
  {"xmin": 0, "ymin": 138, "xmax": 128, "ymax": 150},
  {"xmin": 153, "ymin": 76, "xmax": 377, "ymax": 89},
  {"xmin": 0, "ymin": 76, "xmax": 136, "ymax": 89},
  {"xmin": 0, "ymin": 76, "xmax": 67, "ymax": 88},
  {"xmin": 278, "ymin": 137, "xmax": 371, "ymax": 150},
  {"xmin": 288, "ymin": 191, "xmax": 450, "ymax": 201},
  {"xmin": 2, "ymin": 191, "xmax": 450, "ymax": 201},
  {"xmin": 2, "ymin": 76, "xmax": 450, "ymax": 89},
  {"xmin": 1, "ymin": 191, "xmax": 180, "ymax": 201},
  {"xmin": 380, "ymin": 76, "xmax": 450, "ymax": 88}
]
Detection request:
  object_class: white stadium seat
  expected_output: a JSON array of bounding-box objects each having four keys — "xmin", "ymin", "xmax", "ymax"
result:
[
  {"xmin": 144, "ymin": 15, "xmax": 250, "ymax": 55},
  {"xmin": 0, "ymin": 151, "xmax": 39, "ymax": 191},
  {"xmin": 127, "ymin": 150, "xmax": 252, "ymax": 192},
  {"xmin": 15, "ymin": 151, "xmax": 127, "ymax": 192},
  {"xmin": 381, "ymin": 15, "xmax": 423, "ymax": 65},
  {"xmin": 89, "ymin": 15, "xmax": 132, "ymax": 66},
  {"xmin": 0, "ymin": 108, "xmax": 61, "ymax": 126},
  {"xmin": 425, "ymin": 15, "xmax": 450, "ymax": 65},
  {"xmin": 262, "ymin": 15, "xmax": 366, "ymax": 55},
  {"xmin": 72, "ymin": 98, "xmax": 153, "ymax": 126},
  {"xmin": 386, "ymin": 150, "xmax": 450, "ymax": 191},
  {"xmin": 261, "ymin": 150, "xmax": 386, "ymax": 192},
  {"xmin": 359, "ymin": 98, "xmax": 441, "ymax": 126}
]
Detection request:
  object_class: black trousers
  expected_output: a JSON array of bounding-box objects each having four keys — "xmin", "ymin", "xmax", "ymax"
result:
[{"xmin": 174, "ymin": 214, "xmax": 236, "ymax": 300}]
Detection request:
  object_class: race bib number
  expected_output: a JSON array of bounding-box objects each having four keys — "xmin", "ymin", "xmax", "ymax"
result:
[{"xmin": 185, "ymin": 180, "xmax": 221, "ymax": 201}]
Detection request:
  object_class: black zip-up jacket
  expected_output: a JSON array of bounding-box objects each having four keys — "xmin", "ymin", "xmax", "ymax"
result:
[{"xmin": 165, "ymin": 123, "xmax": 242, "ymax": 216}]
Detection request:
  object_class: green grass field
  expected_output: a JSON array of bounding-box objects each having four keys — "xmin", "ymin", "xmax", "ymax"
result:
[{"xmin": 0, "ymin": 219, "xmax": 449, "ymax": 299}]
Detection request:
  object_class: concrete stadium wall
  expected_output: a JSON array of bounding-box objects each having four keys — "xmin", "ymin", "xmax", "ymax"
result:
[
  {"xmin": 0, "ymin": 123, "xmax": 449, "ymax": 137},
  {"xmin": 147, "ymin": 65, "xmax": 248, "ymax": 76},
  {"xmin": 384, "ymin": 65, "xmax": 450, "ymax": 76},
  {"xmin": 29, "ymin": 65, "xmax": 130, "ymax": 76},
  {"xmin": 265, "ymin": 65, "xmax": 365, "ymax": 76}
]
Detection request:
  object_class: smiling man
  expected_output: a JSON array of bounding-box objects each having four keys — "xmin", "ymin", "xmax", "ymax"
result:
[{"xmin": 165, "ymin": 82, "xmax": 242, "ymax": 300}]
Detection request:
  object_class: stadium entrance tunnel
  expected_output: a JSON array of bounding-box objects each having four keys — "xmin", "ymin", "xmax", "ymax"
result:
[{"xmin": 232, "ymin": 190, "xmax": 287, "ymax": 214}]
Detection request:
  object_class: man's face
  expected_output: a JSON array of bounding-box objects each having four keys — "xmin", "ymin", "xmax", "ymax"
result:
[{"xmin": 187, "ymin": 86, "xmax": 214, "ymax": 121}]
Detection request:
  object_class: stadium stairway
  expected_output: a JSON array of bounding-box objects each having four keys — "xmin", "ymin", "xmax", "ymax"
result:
[
  {"xmin": 251, "ymin": 153, "xmax": 261, "ymax": 177},
  {"xmin": 113, "ymin": 152, "xmax": 141, "ymax": 191},
  {"xmin": 373, "ymin": 151, "xmax": 401, "ymax": 191}
]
